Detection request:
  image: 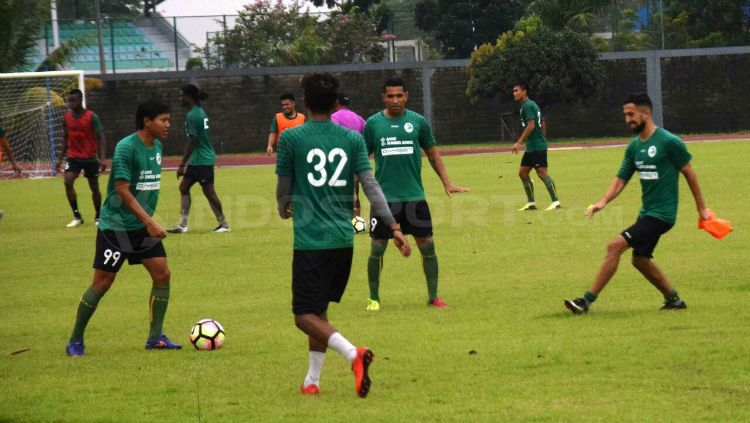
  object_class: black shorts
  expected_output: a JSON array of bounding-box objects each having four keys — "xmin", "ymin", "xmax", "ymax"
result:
[
  {"xmin": 520, "ymin": 150, "xmax": 548, "ymax": 168},
  {"xmin": 369, "ymin": 200, "xmax": 433, "ymax": 239},
  {"xmin": 65, "ymin": 159, "xmax": 99, "ymax": 178},
  {"xmin": 185, "ymin": 165, "xmax": 215, "ymax": 186},
  {"xmin": 93, "ymin": 228, "xmax": 167, "ymax": 273},
  {"xmin": 621, "ymin": 215, "xmax": 673, "ymax": 258},
  {"xmin": 292, "ymin": 247, "xmax": 353, "ymax": 315}
]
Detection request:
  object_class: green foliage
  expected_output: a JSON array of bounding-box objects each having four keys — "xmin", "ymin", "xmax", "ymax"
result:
[
  {"xmin": 203, "ymin": 1, "xmax": 384, "ymax": 68},
  {"xmin": 414, "ymin": 0, "xmax": 525, "ymax": 59},
  {"xmin": 467, "ymin": 21, "xmax": 603, "ymax": 108},
  {"xmin": 526, "ymin": 0, "xmax": 610, "ymax": 32},
  {"xmin": 184, "ymin": 57, "xmax": 205, "ymax": 71}
]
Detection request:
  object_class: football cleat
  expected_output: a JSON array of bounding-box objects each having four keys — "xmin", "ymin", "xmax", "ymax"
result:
[
  {"xmin": 544, "ymin": 201, "xmax": 562, "ymax": 211},
  {"xmin": 352, "ymin": 347, "xmax": 374, "ymax": 398},
  {"xmin": 166, "ymin": 225, "xmax": 188, "ymax": 233},
  {"xmin": 366, "ymin": 299, "xmax": 380, "ymax": 311},
  {"xmin": 66, "ymin": 341, "xmax": 85, "ymax": 357},
  {"xmin": 517, "ymin": 203, "xmax": 537, "ymax": 211},
  {"xmin": 213, "ymin": 225, "xmax": 231, "ymax": 233},
  {"xmin": 564, "ymin": 297, "xmax": 589, "ymax": 314},
  {"xmin": 300, "ymin": 384, "xmax": 320, "ymax": 395},
  {"xmin": 145, "ymin": 334, "xmax": 183, "ymax": 350},
  {"xmin": 95, "ymin": 218, "xmax": 100, "ymax": 226},
  {"xmin": 66, "ymin": 218, "xmax": 84, "ymax": 227},
  {"xmin": 660, "ymin": 298, "xmax": 687, "ymax": 310},
  {"xmin": 428, "ymin": 297, "xmax": 448, "ymax": 308}
]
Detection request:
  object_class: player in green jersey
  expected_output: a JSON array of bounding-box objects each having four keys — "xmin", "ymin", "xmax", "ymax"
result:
[
  {"xmin": 363, "ymin": 77, "xmax": 469, "ymax": 311},
  {"xmin": 511, "ymin": 83, "xmax": 561, "ymax": 212},
  {"xmin": 565, "ymin": 93, "xmax": 713, "ymax": 314},
  {"xmin": 66, "ymin": 100, "xmax": 182, "ymax": 356},
  {"xmin": 276, "ymin": 72, "xmax": 410, "ymax": 397},
  {"xmin": 166, "ymin": 85, "xmax": 230, "ymax": 233}
]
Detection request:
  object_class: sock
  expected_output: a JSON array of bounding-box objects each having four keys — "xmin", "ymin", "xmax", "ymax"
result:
[
  {"xmin": 179, "ymin": 195, "xmax": 191, "ymax": 227},
  {"xmin": 583, "ymin": 291, "xmax": 597, "ymax": 304},
  {"xmin": 70, "ymin": 287, "xmax": 104, "ymax": 343},
  {"xmin": 70, "ymin": 199, "xmax": 82, "ymax": 219},
  {"xmin": 148, "ymin": 285, "xmax": 170, "ymax": 339},
  {"xmin": 665, "ymin": 289, "xmax": 680, "ymax": 302},
  {"xmin": 303, "ymin": 351, "xmax": 326, "ymax": 387},
  {"xmin": 419, "ymin": 241, "xmax": 439, "ymax": 302},
  {"xmin": 327, "ymin": 332, "xmax": 357, "ymax": 362},
  {"xmin": 521, "ymin": 177, "xmax": 534, "ymax": 203},
  {"xmin": 95, "ymin": 210, "xmax": 100, "ymax": 219},
  {"xmin": 542, "ymin": 176, "xmax": 559, "ymax": 202},
  {"xmin": 217, "ymin": 214, "xmax": 228, "ymax": 227},
  {"xmin": 367, "ymin": 242, "xmax": 387, "ymax": 301}
]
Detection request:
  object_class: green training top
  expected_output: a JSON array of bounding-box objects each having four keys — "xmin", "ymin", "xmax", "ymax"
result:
[
  {"xmin": 186, "ymin": 106, "xmax": 215, "ymax": 166},
  {"xmin": 276, "ymin": 120, "xmax": 371, "ymax": 250},
  {"xmin": 99, "ymin": 133, "xmax": 163, "ymax": 231},
  {"xmin": 519, "ymin": 99, "xmax": 547, "ymax": 152},
  {"xmin": 616, "ymin": 127, "xmax": 692, "ymax": 225},
  {"xmin": 364, "ymin": 110, "xmax": 436, "ymax": 202}
]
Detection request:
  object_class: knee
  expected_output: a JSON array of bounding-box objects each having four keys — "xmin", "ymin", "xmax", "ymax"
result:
[
  {"xmin": 631, "ymin": 255, "xmax": 649, "ymax": 268},
  {"xmin": 152, "ymin": 268, "xmax": 171, "ymax": 284},
  {"xmin": 294, "ymin": 315, "xmax": 310, "ymax": 331},
  {"xmin": 606, "ymin": 238, "xmax": 626, "ymax": 256},
  {"xmin": 64, "ymin": 180, "xmax": 75, "ymax": 190}
]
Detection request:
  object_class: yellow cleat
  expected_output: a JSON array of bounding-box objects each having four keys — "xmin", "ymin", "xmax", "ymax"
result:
[
  {"xmin": 517, "ymin": 203, "xmax": 537, "ymax": 211},
  {"xmin": 544, "ymin": 201, "xmax": 561, "ymax": 211},
  {"xmin": 366, "ymin": 299, "xmax": 380, "ymax": 311}
]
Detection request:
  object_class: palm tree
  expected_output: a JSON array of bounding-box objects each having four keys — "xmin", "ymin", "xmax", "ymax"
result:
[
  {"xmin": 0, "ymin": 0, "xmax": 84, "ymax": 73},
  {"xmin": 527, "ymin": 0, "xmax": 611, "ymax": 32}
]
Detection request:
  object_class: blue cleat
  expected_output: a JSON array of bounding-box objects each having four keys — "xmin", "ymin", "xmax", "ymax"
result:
[
  {"xmin": 145, "ymin": 334, "xmax": 182, "ymax": 350},
  {"xmin": 66, "ymin": 341, "xmax": 85, "ymax": 357}
]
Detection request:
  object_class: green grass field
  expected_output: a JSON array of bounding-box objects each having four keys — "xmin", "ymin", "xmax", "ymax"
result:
[{"xmin": 1, "ymin": 141, "xmax": 748, "ymax": 422}]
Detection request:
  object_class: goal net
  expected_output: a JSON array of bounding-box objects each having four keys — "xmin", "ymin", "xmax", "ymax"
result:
[{"xmin": 0, "ymin": 70, "xmax": 84, "ymax": 178}]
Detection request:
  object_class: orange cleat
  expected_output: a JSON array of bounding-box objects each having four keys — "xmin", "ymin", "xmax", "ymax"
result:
[
  {"xmin": 300, "ymin": 384, "xmax": 320, "ymax": 395},
  {"xmin": 352, "ymin": 347, "xmax": 374, "ymax": 398}
]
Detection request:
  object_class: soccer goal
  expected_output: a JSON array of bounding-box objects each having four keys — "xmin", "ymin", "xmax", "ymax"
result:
[{"xmin": 0, "ymin": 70, "xmax": 85, "ymax": 178}]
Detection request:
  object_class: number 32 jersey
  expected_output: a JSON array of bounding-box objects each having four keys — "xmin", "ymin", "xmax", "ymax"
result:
[{"xmin": 276, "ymin": 120, "xmax": 371, "ymax": 250}]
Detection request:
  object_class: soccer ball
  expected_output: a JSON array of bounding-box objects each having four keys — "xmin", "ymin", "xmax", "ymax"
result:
[
  {"xmin": 352, "ymin": 216, "xmax": 367, "ymax": 234},
  {"xmin": 189, "ymin": 319, "xmax": 225, "ymax": 351}
]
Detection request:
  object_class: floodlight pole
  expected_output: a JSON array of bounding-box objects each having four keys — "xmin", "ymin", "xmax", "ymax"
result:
[
  {"xmin": 95, "ymin": 0, "xmax": 107, "ymax": 74},
  {"xmin": 50, "ymin": 0, "xmax": 60, "ymax": 49}
]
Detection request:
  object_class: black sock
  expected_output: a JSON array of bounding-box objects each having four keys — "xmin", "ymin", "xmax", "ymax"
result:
[{"xmin": 70, "ymin": 199, "xmax": 81, "ymax": 219}]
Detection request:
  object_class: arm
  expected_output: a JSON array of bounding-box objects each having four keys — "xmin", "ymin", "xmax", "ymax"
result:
[
  {"xmin": 357, "ymin": 169, "xmax": 411, "ymax": 257},
  {"xmin": 177, "ymin": 136, "xmax": 198, "ymax": 179},
  {"xmin": 276, "ymin": 175, "xmax": 293, "ymax": 218},
  {"xmin": 57, "ymin": 126, "xmax": 69, "ymax": 172},
  {"xmin": 97, "ymin": 132, "xmax": 108, "ymax": 172},
  {"xmin": 425, "ymin": 146, "xmax": 469, "ymax": 197},
  {"xmin": 512, "ymin": 119, "xmax": 535, "ymax": 154},
  {"xmin": 114, "ymin": 180, "xmax": 166, "ymax": 238},
  {"xmin": 267, "ymin": 132, "xmax": 278, "ymax": 156},
  {"xmin": 0, "ymin": 138, "xmax": 20, "ymax": 174},
  {"xmin": 680, "ymin": 162, "xmax": 712, "ymax": 220},
  {"xmin": 585, "ymin": 177, "xmax": 629, "ymax": 217}
]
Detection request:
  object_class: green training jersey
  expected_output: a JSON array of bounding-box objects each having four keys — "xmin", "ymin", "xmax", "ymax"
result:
[
  {"xmin": 276, "ymin": 120, "xmax": 371, "ymax": 250},
  {"xmin": 616, "ymin": 127, "xmax": 692, "ymax": 225},
  {"xmin": 520, "ymin": 99, "xmax": 547, "ymax": 152},
  {"xmin": 186, "ymin": 106, "xmax": 215, "ymax": 166},
  {"xmin": 99, "ymin": 133, "xmax": 163, "ymax": 231},
  {"xmin": 364, "ymin": 110, "xmax": 436, "ymax": 202}
]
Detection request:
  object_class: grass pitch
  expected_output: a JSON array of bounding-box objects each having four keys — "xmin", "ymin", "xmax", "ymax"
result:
[{"xmin": 1, "ymin": 141, "xmax": 748, "ymax": 422}]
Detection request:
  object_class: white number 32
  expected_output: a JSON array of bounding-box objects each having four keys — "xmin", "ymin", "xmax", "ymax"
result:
[{"xmin": 306, "ymin": 148, "xmax": 348, "ymax": 187}]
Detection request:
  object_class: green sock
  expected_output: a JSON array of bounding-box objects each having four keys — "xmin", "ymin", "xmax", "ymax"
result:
[
  {"xmin": 583, "ymin": 291, "xmax": 597, "ymax": 304},
  {"xmin": 70, "ymin": 287, "xmax": 104, "ymax": 343},
  {"xmin": 419, "ymin": 241, "xmax": 439, "ymax": 302},
  {"xmin": 521, "ymin": 177, "xmax": 534, "ymax": 203},
  {"xmin": 149, "ymin": 285, "xmax": 170, "ymax": 339},
  {"xmin": 542, "ymin": 176, "xmax": 558, "ymax": 202},
  {"xmin": 367, "ymin": 242, "xmax": 387, "ymax": 301}
]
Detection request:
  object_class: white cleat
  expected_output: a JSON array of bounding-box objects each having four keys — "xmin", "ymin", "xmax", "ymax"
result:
[
  {"xmin": 544, "ymin": 201, "xmax": 562, "ymax": 211},
  {"xmin": 213, "ymin": 225, "xmax": 231, "ymax": 233},
  {"xmin": 66, "ymin": 218, "xmax": 84, "ymax": 227},
  {"xmin": 166, "ymin": 225, "xmax": 188, "ymax": 233}
]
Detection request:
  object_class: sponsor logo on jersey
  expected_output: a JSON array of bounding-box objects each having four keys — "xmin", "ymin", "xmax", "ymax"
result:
[
  {"xmin": 382, "ymin": 146, "xmax": 414, "ymax": 156},
  {"xmin": 647, "ymin": 146, "xmax": 657, "ymax": 157},
  {"xmin": 638, "ymin": 171, "xmax": 659, "ymax": 180},
  {"xmin": 136, "ymin": 182, "xmax": 161, "ymax": 191},
  {"xmin": 156, "ymin": 153, "xmax": 162, "ymax": 165},
  {"xmin": 404, "ymin": 122, "xmax": 414, "ymax": 133}
]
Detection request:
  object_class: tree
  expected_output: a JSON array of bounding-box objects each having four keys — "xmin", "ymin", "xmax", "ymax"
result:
[
  {"xmin": 414, "ymin": 0, "xmax": 525, "ymax": 59},
  {"xmin": 660, "ymin": 0, "xmax": 750, "ymax": 48},
  {"xmin": 319, "ymin": 10, "xmax": 385, "ymax": 64},
  {"xmin": 526, "ymin": 0, "xmax": 610, "ymax": 32},
  {"xmin": 466, "ymin": 16, "xmax": 603, "ymax": 108}
]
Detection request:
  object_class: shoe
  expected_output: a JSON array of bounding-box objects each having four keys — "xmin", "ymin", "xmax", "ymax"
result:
[
  {"xmin": 544, "ymin": 201, "xmax": 561, "ymax": 211},
  {"xmin": 213, "ymin": 224, "xmax": 231, "ymax": 233},
  {"xmin": 352, "ymin": 347, "xmax": 374, "ymax": 398},
  {"xmin": 66, "ymin": 341, "xmax": 85, "ymax": 357},
  {"xmin": 95, "ymin": 218, "xmax": 100, "ymax": 226},
  {"xmin": 66, "ymin": 218, "xmax": 84, "ymax": 227},
  {"xmin": 145, "ymin": 334, "xmax": 183, "ymax": 350},
  {"xmin": 564, "ymin": 297, "xmax": 589, "ymax": 314},
  {"xmin": 166, "ymin": 225, "xmax": 188, "ymax": 233},
  {"xmin": 366, "ymin": 298, "xmax": 380, "ymax": 311},
  {"xmin": 428, "ymin": 298, "xmax": 448, "ymax": 307},
  {"xmin": 660, "ymin": 298, "xmax": 687, "ymax": 310},
  {"xmin": 300, "ymin": 384, "xmax": 320, "ymax": 395},
  {"xmin": 517, "ymin": 203, "xmax": 537, "ymax": 211}
]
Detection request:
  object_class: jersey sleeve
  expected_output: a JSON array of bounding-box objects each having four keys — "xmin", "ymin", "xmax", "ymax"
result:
[
  {"xmin": 91, "ymin": 113, "xmax": 103, "ymax": 134},
  {"xmin": 186, "ymin": 110, "xmax": 200, "ymax": 137},
  {"xmin": 351, "ymin": 133, "xmax": 371, "ymax": 173},
  {"xmin": 522, "ymin": 102, "xmax": 540, "ymax": 124},
  {"xmin": 275, "ymin": 131, "xmax": 293, "ymax": 177},
  {"xmin": 616, "ymin": 142, "xmax": 637, "ymax": 181},
  {"xmin": 666, "ymin": 136, "xmax": 692, "ymax": 170},
  {"xmin": 418, "ymin": 115, "xmax": 437, "ymax": 150},
  {"xmin": 363, "ymin": 120, "xmax": 375, "ymax": 155},
  {"xmin": 269, "ymin": 116, "xmax": 278, "ymax": 133},
  {"xmin": 111, "ymin": 141, "xmax": 134, "ymax": 181}
]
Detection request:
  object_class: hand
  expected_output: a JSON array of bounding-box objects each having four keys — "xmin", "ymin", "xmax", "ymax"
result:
[
  {"xmin": 176, "ymin": 164, "xmax": 186, "ymax": 179},
  {"xmin": 56, "ymin": 161, "xmax": 63, "ymax": 173},
  {"xmin": 266, "ymin": 145, "xmax": 275, "ymax": 156},
  {"xmin": 392, "ymin": 230, "xmax": 411, "ymax": 257},
  {"xmin": 146, "ymin": 220, "xmax": 167, "ymax": 239},
  {"xmin": 98, "ymin": 159, "xmax": 108, "ymax": 172},
  {"xmin": 511, "ymin": 142, "xmax": 522, "ymax": 154},
  {"xmin": 585, "ymin": 201, "xmax": 606, "ymax": 218},
  {"xmin": 281, "ymin": 202, "xmax": 293, "ymax": 219},
  {"xmin": 699, "ymin": 207, "xmax": 714, "ymax": 221},
  {"xmin": 444, "ymin": 182, "xmax": 469, "ymax": 197}
]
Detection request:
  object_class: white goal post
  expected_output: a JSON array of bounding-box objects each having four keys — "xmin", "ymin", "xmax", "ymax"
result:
[{"xmin": 0, "ymin": 70, "xmax": 85, "ymax": 178}]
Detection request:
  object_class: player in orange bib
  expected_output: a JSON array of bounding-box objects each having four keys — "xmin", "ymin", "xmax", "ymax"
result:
[{"xmin": 266, "ymin": 93, "xmax": 305, "ymax": 155}]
